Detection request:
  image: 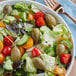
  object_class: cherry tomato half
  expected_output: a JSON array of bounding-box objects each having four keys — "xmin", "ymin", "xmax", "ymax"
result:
[
  {"xmin": 32, "ymin": 48, "xmax": 42, "ymax": 57},
  {"xmin": 36, "ymin": 17, "xmax": 45, "ymax": 27},
  {"xmin": 34, "ymin": 11, "xmax": 45, "ymax": 20},
  {"xmin": 60, "ymin": 54, "xmax": 71, "ymax": 64},
  {"xmin": 0, "ymin": 53, "xmax": 5, "ymax": 64},
  {"xmin": 3, "ymin": 36, "xmax": 14, "ymax": 46},
  {"xmin": 2, "ymin": 46, "xmax": 12, "ymax": 56}
]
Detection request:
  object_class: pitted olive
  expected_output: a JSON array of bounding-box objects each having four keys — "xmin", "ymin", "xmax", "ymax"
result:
[
  {"xmin": 3, "ymin": 5, "xmax": 12, "ymax": 15},
  {"xmin": 32, "ymin": 28, "xmax": 40, "ymax": 44}
]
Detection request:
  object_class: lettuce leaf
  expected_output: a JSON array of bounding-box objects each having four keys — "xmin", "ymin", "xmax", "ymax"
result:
[
  {"xmin": 41, "ymin": 54, "xmax": 56, "ymax": 71},
  {"xmin": 36, "ymin": 44, "xmax": 48, "ymax": 52},
  {"xmin": 44, "ymin": 47, "xmax": 55, "ymax": 56},
  {"xmin": 53, "ymin": 24, "xmax": 71, "ymax": 38},
  {"xmin": 37, "ymin": 72, "xmax": 48, "ymax": 76},
  {"xmin": 3, "ymin": 56, "xmax": 13, "ymax": 71},
  {"xmin": 40, "ymin": 26, "xmax": 60, "ymax": 47},
  {"xmin": 13, "ymin": 68, "xmax": 26, "ymax": 76},
  {"xmin": 23, "ymin": 23, "xmax": 33, "ymax": 35},
  {"xmin": 47, "ymin": 72, "xmax": 55, "ymax": 76},
  {"xmin": 14, "ymin": 3, "xmax": 29, "ymax": 10},
  {"xmin": 57, "ymin": 57, "xmax": 66, "ymax": 68},
  {"xmin": 21, "ymin": 53, "xmax": 36, "ymax": 72},
  {"xmin": 26, "ymin": 72, "xmax": 37, "ymax": 76},
  {"xmin": 0, "ymin": 27, "xmax": 17, "ymax": 39},
  {"xmin": 0, "ymin": 66, "xmax": 4, "ymax": 76}
]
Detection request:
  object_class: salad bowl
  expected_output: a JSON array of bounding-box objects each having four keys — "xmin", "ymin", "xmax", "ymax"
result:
[{"xmin": 0, "ymin": 0, "xmax": 75, "ymax": 76}]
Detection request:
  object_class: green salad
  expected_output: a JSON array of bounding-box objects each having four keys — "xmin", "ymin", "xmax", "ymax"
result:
[{"xmin": 0, "ymin": 2, "xmax": 73, "ymax": 76}]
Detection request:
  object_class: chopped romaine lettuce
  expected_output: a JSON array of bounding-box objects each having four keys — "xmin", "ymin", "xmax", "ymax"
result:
[
  {"xmin": 36, "ymin": 44, "xmax": 48, "ymax": 52},
  {"xmin": 0, "ymin": 12, "xmax": 4, "ymax": 20},
  {"xmin": 24, "ymin": 23, "xmax": 33, "ymax": 31},
  {"xmin": 31, "ymin": 20, "xmax": 36, "ymax": 26},
  {"xmin": 3, "ymin": 56, "xmax": 13, "ymax": 71},
  {"xmin": 0, "ymin": 66, "xmax": 4, "ymax": 76},
  {"xmin": 65, "ymin": 49, "xmax": 70, "ymax": 54},
  {"xmin": 37, "ymin": 72, "xmax": 48, "ymax": 76},
  {"xmin": 53, "ymin": 42, "xmax": 58, "ymax": 50},
  {"xmin": 14, "ymin": 3, "xmax": 29, "ymax": 10},
  {"xmin": 0, "ymin": 27, "xmax": 5, "ymax": 33},
  {"xmin": 60, "ymin": 39, "xmax": 72, "ymax": 49},
  {"xmin": 26, "ymin": 72, "xmax": 37, "ymax": 76},
  {"xmin": 21, "ymin": 53, "xmax": 28, "ymax": 62},
  {"xmin": 41, "ymin": 54, "xmax": 56, "ymax": 71},
  {"xmin": 53, "ymin": 24, "xmax": 71, "ymax": 38},
  {"xmin": 44, "ymin": 47, "xmax": 55, "ymax": 56},
  {"xmin": 5, "ymin": 28, "xmax": 17, "ymax": 38},
  {"xmin": 40, "ymin": 26, "xmax": 60, "ymax": 47},
  {"xmin": 0, "ymin": 33, "xmax": 3, "ymax": 41},
  {"xmin": 47, "ymin": 72, "xmax": 55, "ymax": 76},
  {"xmin": 11, "ymin": 9, "xmax": 20, "ymax": 16},
  {"xmin": 21, "ymin": 54, "xmax": 36, "ymax": 72},
  {"xmin": 57, "ymin": 58, "xmax": 66, "ymax": 68},
  {"xmin": 0, "ymin": 27, "xmax": 17, "ymax": 38},
  {"xmin": 31, "ymin": 4, "xmax": 40, "ymax": 13},
  {"xmin": 0, "ymin": 27, "xmax": 7, "ymax": 36},
  {"xmin": 23, "ymin": 23, "xmax": 33, "ymax": 35},
  {"xmin": 13, "ymin": 68, "xmax": 26, "ymax": 76},
  {"xmin": 0, "ymin": 7, "xmax": 3, "ymax": 14},
  {"xmin": 40, "ymin": 26, "xmax": 50, "ymax": 33}
]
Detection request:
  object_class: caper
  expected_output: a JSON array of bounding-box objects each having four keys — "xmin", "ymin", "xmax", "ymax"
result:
[
  {"xmin": 32, "ymin": 57, "xmax": 47, "ymax": 70},
  {"xmin": 45, "ymin": 14, "xmax": 56, "ymax": 28},
  {"xmin": 3, "ymin": 5, "xmax": 12, "ymax": 14},
  {"xmin": 11, "ymin": 46, "xmax": 21, "ymax": 62},
  {"xmin": 56, "ymin": 44, "xmax": 65, "ymax": 56},
  {"xmin": 31, "ymin": 28, "xmax": 40, "ymax": 44}
]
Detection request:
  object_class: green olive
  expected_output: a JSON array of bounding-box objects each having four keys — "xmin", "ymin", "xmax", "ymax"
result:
[
  {"xmin": 56, "ymin": 44, "xmax": 65, "ymax": 56},
  {"xmin": 31, "ymin": 28, "xmax": 40, "ymax": 44},
  {"xmin": 45, "ymin": 14, "xmax": 56, "ymax": 28},
  {"xmin": 3, "ymin": 5, "xmax": 12, "ymax": 14},
  {"xmin": 32, "ymin": 57, "xmax": 47, "ymax": 70},
  {"xmin": 11, "ymin": 46, "xmax": 21, "ymax": 62}
]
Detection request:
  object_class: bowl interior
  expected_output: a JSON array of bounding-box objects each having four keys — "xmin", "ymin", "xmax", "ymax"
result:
[{"xmin": 0, "ymin": 0, "xmax": 75, "ymax": 75}]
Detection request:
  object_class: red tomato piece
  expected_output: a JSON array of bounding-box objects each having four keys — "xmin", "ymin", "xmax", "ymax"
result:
[
  {"xmin": 60, "ymin": 54, "xmax": 71, "ymax": 64},
  {"xmin": 36, "ymin": 17, "xmax": 45, "ymax": 27},
  {"xmin": 34, "ymin": 11, "xmax": 45, "ymax": 20},
  {"xmin": 32, "ymin": 48, "xmax": 42, "ymax": 57},
  {"xmin": 0, "ymin": 53, "xmax": 5, "ymax": 64},
  {"xmin": 2, "ymin": 46, "xmax": 12, "ymax": 56},
  {"xmin": 3, "ymin": 36, "xmax": 14, "ymax": 46}
]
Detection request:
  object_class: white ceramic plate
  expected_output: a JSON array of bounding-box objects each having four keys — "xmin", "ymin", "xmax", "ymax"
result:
[{"xmin": 0, "ymin": 0, "xmax": 75, "ymax": 76}]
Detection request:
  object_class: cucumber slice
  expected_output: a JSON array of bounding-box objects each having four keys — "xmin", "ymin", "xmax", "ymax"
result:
[
  {"xmin": 21, "ymin": 12, "xmax": 27, "ymax": 21},
  {"xmin": 11, "ymin": 9, "xmax": 20, "ymax": 16},
  {"xmin": 60, "ymin": 39, "xmax": 72, "ymax": 49},
  {"xmin": 3, "ymin": 19, "xmax": 9, "ymax": 24},
  {"xmin": 4, "ymin": 16, "xmax": 16, "ymax": 24},
  {"xmin": 31, "ymin": 4, "xmax": 40, "ymax": 13},
  {"xmin": 16, "ymin": 34, "xmax": 29, "ymax": 46}
]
